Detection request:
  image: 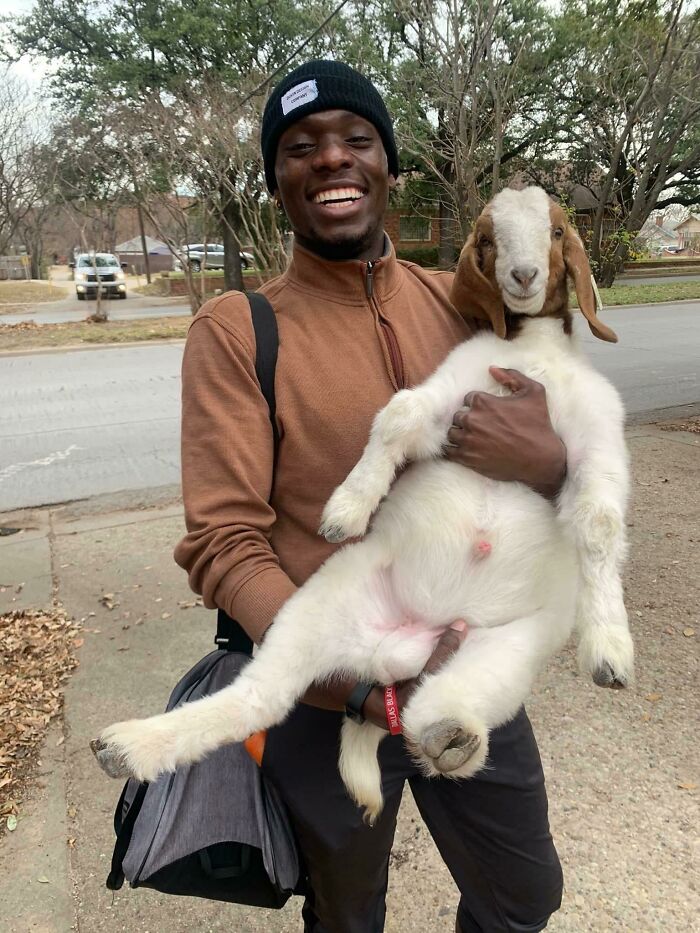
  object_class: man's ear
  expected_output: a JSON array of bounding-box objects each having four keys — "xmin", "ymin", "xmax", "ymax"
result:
[
  {"xmin": 387, "ymin": 174, "xmax": 397, "ymax": 191},
  {"xmin": 449, "ymin": 234, "xmax": 506, "ymax": 338},
  {"xmin": 563, "ymin": 227, "xmax": 618, "ymax": 343}
]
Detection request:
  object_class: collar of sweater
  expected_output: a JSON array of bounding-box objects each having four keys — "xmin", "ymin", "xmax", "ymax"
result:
[{"xmin": 285, "ymin": 235, "xmax": 404, "ymax": 305}]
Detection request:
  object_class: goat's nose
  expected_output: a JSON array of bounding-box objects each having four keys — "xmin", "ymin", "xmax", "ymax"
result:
[{"xmin": 511, "ymin": 266, "xmax": 538, "ymax": 288}]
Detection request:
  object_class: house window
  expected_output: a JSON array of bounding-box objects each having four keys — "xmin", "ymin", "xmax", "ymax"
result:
[{"xmin": 399, "ymin": 215, "xmax": 432, "ymax": 242}]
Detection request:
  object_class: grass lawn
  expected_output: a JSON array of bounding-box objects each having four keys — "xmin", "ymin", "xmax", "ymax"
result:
[
  {"xmin": 591, "ymin": 280, "xmax": 700, "ymax": 306},
  {"xmin": 0, "ymin": 280, "xmax": 68, "ymax": 312},
  {"xmin": 0, "ymin": 315, "xmax": 191, "ymax": 352}
]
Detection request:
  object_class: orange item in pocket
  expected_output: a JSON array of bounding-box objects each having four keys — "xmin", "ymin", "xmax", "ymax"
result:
[{"xmin": 244, "ymin": 730, "xmax": 267, "ymax": 766}]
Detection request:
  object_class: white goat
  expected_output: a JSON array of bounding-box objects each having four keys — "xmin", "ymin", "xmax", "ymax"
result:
[{"xmin": 93, "ymin": 187, "xmax": 634, "ymax": 824}]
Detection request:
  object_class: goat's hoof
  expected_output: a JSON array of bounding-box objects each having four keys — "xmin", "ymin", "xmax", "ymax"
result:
[
  {"xmin": 420, "ymin": 719, "xmax": 482, "ymax": 774},
  {"xmin": 318, "ymin": 522, "xmax": 349, "ymax": 544},
  {"xmin": 90, "ymin": 738, "xmax": 135, "ymax": 779},
  {"xmin": 592, "ymin": 662, "xmax": 627, "ymax": 690}
]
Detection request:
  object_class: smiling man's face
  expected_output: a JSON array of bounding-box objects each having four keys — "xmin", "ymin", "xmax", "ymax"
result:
[{"xmin": 274, "ymin": 109, "xmax": 396, "ymax": 262}]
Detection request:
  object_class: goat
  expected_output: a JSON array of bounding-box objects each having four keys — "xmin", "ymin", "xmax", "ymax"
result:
[{"xmin": 93, "ymin": 186, "xmax": 634, "ymax": 824}]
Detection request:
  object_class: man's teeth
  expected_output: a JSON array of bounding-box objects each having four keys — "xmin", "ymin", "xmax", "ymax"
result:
[{"xmin": 313, "ymin": 187, "xmax": 365, "ymax": 204}]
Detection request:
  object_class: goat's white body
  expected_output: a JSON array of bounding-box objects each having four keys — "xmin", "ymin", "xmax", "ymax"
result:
[{"xmin": 98, "ymin": 316, "xmax": 632, "ymax": 822}]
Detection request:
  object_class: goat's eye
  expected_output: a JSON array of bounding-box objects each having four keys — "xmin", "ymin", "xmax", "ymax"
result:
[
  {"xmin": 553, "ymin": 227, "xmax": 564, "ymax": 239},
  {"xmin": 478, "ymin": 235, "xmax": 492, "ymax": 248}
]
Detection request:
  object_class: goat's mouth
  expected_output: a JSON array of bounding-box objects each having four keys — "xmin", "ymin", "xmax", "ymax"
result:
[{"xmin": 502, "ymin": 286, "xmax": 546, "ymax": 315}]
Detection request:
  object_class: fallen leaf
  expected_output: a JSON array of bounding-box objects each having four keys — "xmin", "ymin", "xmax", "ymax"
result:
[
  {"xmin": 641, "ymin": 712, "xmax": 651, "ymax": 722},
  {"xmin": 6, "ymin": 814, "xmax": 17, "ymax": 831},
  {"xmin": 161, "ymin": 612, "xmax": 171, "ymax": 620},
  {"xmin": 67, "ymin": 837, "xmax": 76, "ymax": 848},
  {"xmin": 37, "ymin": 876, "xmax": 49, "ymax": 884},
  {"xmin": 55, "ymin": 736, "xmax": 64, "ymax": 746},
  {"xmin": 645, "ymin": 693, "xmax": 663, "ymax": 702},
  {"xmin": 73, "ymin": 638, "xmax": 84, "ymax": 648},
  {"xmin": 683, "ymin": 628, "xmax": 695, "ymax": 637},
  {"xmin": 677, "ymin": 782, "xmax": 697, "ymax": 791},
  {"xmin": 117, "ymin": 646, "xmax": 130, "ymax": 652}
]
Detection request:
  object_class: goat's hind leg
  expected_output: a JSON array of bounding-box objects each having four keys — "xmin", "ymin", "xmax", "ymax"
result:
[
  {"xmin": 93, "ymin": 543, "xmax": 388, "ymax": 783},
  {"xmin": 402, "ymin": 611, "xmax": 569, "ymax": 781}
]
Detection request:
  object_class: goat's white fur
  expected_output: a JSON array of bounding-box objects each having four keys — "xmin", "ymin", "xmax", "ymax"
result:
[{"xmin": 95, "ymin": 187, "xmax": 633, "ymax": 824}]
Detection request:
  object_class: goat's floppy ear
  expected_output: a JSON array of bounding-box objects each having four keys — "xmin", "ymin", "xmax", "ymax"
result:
[
  {"xmin": 449, "ymin": 234, "xmax": 506, "ymax": 339},
  {"xmin": 563, "ymin": 227, "xmax": 618, "ymax": 343}
]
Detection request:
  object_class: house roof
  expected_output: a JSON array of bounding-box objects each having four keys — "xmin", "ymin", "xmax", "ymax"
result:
[
  {"xmin": 674, "ymin": 214, "xmax": 700, "ymax": 230},
  {"xmin": 640, "ymin": 220, "xmax": 677, "ymax": 241},
  {"xmin": 115, "ymin": 235, "xmax": 170, "ymax": 255}
]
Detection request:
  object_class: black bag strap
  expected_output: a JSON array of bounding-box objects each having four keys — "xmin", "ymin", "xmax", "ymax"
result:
[
  {"xmin": 215, "ymin": 291, "xmax": 279, "ymax": 655},
  {"xmin": 106, "ymin": 781, "xmax": 149, "ymax": 890}
]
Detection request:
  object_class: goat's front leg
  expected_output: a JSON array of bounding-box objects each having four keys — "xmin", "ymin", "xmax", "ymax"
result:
[{"xmin": 320, "ymin": 381, "xmax": 460, "ymax": 543}]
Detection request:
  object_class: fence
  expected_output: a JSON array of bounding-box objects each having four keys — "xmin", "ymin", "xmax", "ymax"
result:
[{"xmin": 0, "ymin": 256, "xmax": 30, "ymax": 281}]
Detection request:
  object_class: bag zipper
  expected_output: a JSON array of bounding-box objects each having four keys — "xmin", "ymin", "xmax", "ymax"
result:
[{"xmin": 365, "ymin": 260, "xmax": 405, "ymax": 389}]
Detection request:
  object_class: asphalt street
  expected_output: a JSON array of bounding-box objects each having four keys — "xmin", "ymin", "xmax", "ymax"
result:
[
  {"xmin": 0, "ymin": 301, "xmax": 698, "ymax": 511},
  {"xmin": 0, "ymin": 291, "xmax": 190, "ymax": 324}
]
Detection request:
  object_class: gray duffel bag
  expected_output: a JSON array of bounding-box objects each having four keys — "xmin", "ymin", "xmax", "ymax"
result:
[{"xmin": 105, "ymin": 645, "xmax": 302, "ymax": 907}]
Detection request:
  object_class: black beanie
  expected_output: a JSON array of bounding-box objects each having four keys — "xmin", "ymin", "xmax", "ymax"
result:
[{"xmin": 261, "ymin": 60, "xmax": 399, "ymax": 193}]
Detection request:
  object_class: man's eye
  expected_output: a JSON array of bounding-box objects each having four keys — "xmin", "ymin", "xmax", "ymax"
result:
[
  {"xmin": 347, "ymin": 136, "xmax": 372, "ymax": 144},
  {"xmin": 287, "ymin": 142, "xmax": 314, "ymax": 152}
]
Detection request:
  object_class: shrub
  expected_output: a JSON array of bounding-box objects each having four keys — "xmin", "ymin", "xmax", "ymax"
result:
[{"xmin": 396, "ymin": 246, "xmax": 440, "ymax": 267}]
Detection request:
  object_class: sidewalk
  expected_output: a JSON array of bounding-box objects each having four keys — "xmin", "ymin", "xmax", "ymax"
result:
[{"xmin": 0, "ymin": 422, "xmax": 698, "ymax": 932}]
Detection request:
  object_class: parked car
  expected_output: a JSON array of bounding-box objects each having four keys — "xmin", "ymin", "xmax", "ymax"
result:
[
  {"xmin": 71, "ymin": 253, "xmax": 127, "ymax": 300},
  {"xmin": 173, "ymin": 243, "xmax": 255, "ymax": 273}
]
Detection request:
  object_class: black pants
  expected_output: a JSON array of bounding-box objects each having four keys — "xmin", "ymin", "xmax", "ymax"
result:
[{"xmin": 262, "ymin": 704, "xmax": 563, "ymax": 933}]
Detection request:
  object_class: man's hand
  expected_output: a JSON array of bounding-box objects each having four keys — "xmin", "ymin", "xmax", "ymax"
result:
[
  {"xmin": 444, "ymin": 366, "xmax": 567, "ymax": 500},
  {"xmin": 361, "ymin": 620, "xmax": 469, "ymax": 730},
  {"xmin": 301, "ymin": 621, "xmax": 469, "ymax": 728}
]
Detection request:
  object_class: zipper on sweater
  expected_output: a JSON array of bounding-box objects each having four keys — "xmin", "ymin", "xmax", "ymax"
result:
[{"xmin": 365, "ymin": 260, "xmax": 406, "ymax": 389}]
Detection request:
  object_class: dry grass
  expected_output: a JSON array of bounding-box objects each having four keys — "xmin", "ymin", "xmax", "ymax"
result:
[
  {"xmin": 0, "ymin": 315, "xmax": 191, "ymax": 351},
  {"xmin": 0, "ymin": 281, "xmax": 68, "ymax": 312},
  {"xmin": 659, "ymin": 416, "xmax": 700, "ymax": 435},
  {"xmin": 0, "ymin": 606, "xmax": 81, "ymax": 834}
]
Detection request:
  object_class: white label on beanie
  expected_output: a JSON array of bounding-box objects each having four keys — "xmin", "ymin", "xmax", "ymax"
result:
[{"xmin": 281, "ymin": 79, "xmax": 318, "ymax": 115}]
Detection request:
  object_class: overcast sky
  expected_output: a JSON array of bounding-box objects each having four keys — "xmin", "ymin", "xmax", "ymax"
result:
[{"xmin": 1, "ymin": 0, "xmax": 49, "ymax": 85}]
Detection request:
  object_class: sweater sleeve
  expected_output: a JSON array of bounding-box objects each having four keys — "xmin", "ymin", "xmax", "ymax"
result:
[{"xmin": 173, "ymin": 303, "xmax": 297, "ymax": 642}]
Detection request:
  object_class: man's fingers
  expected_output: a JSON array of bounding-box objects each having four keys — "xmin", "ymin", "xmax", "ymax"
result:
[{"xmin": 423, "ymin": 620, "xmax": 469, "ymax": 675}]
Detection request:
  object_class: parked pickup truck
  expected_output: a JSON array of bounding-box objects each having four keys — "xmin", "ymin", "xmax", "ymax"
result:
[
  {"xmin": 172, "ymin": 243, "xmax": 255, "ymax": 273},
  {"xmin": 71, "ymin": 253, "xmax": 127, "ymax": 300}
]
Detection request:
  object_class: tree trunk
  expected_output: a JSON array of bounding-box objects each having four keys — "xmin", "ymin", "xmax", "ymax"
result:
[
  {"xmin": 438, "ymin": 194, "xmax": 457, "ymax": 268},
  {"xmin": 221, "ymin": 184, "xmax": 243, "ymax": 292},
  {"xmin": 136, "ymin": 203, "xmax": 151, "ymax": 283}
]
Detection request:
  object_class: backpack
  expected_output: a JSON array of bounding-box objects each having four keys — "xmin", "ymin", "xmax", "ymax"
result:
[{"xmin": 105, "ymin": 292, "xmax": 303, "ymax": 907}]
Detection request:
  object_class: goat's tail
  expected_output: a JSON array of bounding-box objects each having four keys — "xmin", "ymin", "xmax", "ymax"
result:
[{"xmin": 339, "ymin": 718, "xmax": 386, "ymax": 825}]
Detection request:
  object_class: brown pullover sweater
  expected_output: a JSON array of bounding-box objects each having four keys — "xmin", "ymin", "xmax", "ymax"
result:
[{"xmin": 174, "ymin": 239, "xmax": 471, "ymax": 642}]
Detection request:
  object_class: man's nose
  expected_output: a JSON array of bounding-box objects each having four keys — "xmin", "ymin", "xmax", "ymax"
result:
[{"xmin": 311, "ymin": 140, "xmax": 353, "ymax": 172}]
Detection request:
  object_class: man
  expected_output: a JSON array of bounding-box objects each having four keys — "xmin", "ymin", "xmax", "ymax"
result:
[{"xmin": 175, "ymin": 60, "xmax": 565, "ymax": 933}]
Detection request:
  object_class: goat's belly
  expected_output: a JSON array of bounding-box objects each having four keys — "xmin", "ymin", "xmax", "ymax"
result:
[{"xmin": 372, "ymin": 461, "xmax": 577, "ymax": 628}]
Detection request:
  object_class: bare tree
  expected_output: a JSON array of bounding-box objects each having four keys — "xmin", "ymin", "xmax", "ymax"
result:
[
  {"xmin": 387, "ymin": 0, "xmax": 560, "ymax": 262},
  {"xmin": 0, "ymin": 70, "xmax": 56, "ymax": 275},
  {"xmin": 553, "ymin": 0, "xmax": 700, "ymax": 284}
]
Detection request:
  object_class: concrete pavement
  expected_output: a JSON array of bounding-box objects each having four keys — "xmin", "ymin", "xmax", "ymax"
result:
[{"xmin": 0, "ymin": 420, "xmax": 698, "ymax": 932}]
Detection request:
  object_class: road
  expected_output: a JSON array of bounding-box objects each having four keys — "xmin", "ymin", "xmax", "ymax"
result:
[
  {"xmin": 1, "ymin": 301, "xmax": 698, "ymax": 512},
  {"xmin": 0, "ymin": 290, "xmax": 190, "ymax": 324}
]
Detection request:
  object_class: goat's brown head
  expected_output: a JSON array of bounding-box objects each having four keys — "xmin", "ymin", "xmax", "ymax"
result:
[{"xmin": 449, "ymin": 186, "xmax": 617, "ymax": 343}]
